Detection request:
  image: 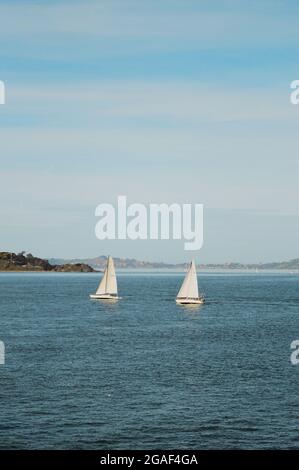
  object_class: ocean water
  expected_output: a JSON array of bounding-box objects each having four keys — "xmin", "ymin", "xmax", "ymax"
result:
[{"xmin": 0, "ymin": 272, "xmax": 299, "ymax": 450}]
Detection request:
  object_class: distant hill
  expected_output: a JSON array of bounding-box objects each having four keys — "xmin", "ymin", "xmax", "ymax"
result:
[
  {"xmin": 49, "ymin": 255, "xmax": 299, "ymax": 271},
  {"xmin": 2, "ymin": 251, "xmax": 298, "ymax": 272},
  {"xmin": 253, "ymin": 259, "xmax": 299, "ymax": 270},
  {"xmin": 0, "ymin": 252, "xmax": 95, "ymax": 272},
  {"xmin": 49, "ymin": 255, "xmax": 179, "ymax": 270}
]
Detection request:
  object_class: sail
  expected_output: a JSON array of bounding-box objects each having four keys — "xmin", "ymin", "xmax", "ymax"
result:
[
  {"xmin": 96, "ymin": 265, "xmax": 108, "ymax": 294},
  {"xmin": 105, "ymin": 256, "xmax": 118, "ymax": 294},
  {"xmin": 95, "ymin": 256, "xmax": 117, "ymax": 295},
  {"xmin": 177, "ymin": 260, "xmax": 199, "ymax": 299}
]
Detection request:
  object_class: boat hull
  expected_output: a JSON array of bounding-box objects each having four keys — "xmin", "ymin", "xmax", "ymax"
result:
[
  {"xmin": 90, "ymin": 294, "xmax": 120, "ymax": 300},
  {"xmin": 176, "ymin": 297, "xmax": 205, "ymax": 305}
]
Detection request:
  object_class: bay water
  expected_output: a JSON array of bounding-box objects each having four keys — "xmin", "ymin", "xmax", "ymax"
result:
[{"xmin": 0, "ymin": 272, "xmax": 298, "ymax": 449}]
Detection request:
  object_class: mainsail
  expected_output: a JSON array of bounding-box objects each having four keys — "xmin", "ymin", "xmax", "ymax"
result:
[
  {"xmin": 96, "ymin": 256, "xmax": 118, "ymax": 295},
  {"xmin": 96, "ymin": 267, "xmax": 108, "ymax": 294},
  {"xmin": 105, "ymin": 256, "xmax": 118, "ymax": 294},
  {"xmin": 177, "ymin": 260, "xmax": 199, "ymax": 299}
]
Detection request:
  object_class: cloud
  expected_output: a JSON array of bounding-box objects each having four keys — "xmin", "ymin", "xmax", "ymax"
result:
[
  {"xmin": 0, "ymin": 0, "xmax": 299, "ymax": 61},
  {"xmin": 1, "ymin": 81, "xmax": 298, "ymax": 217},
  {"xmin": 4, "ymin": 81, "xmax": 296, "ymax": 125}
]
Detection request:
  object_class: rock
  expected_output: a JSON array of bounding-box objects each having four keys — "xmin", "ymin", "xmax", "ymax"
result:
[
  {"xmin": 52, "ymin": 263, "xmax": 95, "ymax": 273},
  {"xmin": 0, "ymin": 252, "xmax": 94, "ymax": 272}
]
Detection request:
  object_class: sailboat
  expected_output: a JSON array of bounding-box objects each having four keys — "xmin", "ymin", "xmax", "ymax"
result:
[
  {"xmin": 176, "ymin": 260, "xmax": 205, "ymax": 305},
  {"xmin": 90, "ymin": 256, "xmax": 120, "ymax": 300}
]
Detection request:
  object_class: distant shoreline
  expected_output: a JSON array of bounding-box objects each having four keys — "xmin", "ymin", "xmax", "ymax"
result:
[
  {"xmin": 1, "ymin": 268, "xmax": 298, "ymax": 274},
  {"xmin": 50, "ymin": 256, "xmax": 299, "ymax": 271},
  {"xmin": 0, "ymin": 270, "xmax": 98, "ymax": 273},
  {"xmin": 2, "ymin": 251, "xmax": 299, "ymax": 272}
]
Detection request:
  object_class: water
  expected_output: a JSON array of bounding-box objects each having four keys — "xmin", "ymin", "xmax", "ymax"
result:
[{"xmin": 0, "ymin": 272, "xmax": 299, "ymax": 449}]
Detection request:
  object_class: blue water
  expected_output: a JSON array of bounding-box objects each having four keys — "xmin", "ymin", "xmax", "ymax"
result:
[{"xmin": 0, "ymin": 272, "xmax": 299, "ymax": 449}]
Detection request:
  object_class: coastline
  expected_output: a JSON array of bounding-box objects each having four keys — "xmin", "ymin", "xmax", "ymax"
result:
[{"xmin": 1, "ymin": 268, "xmax": 298, "ymax": 274}]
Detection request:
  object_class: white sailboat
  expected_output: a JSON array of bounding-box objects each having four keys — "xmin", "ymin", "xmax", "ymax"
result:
[
  {"xmin": 176, "ymin": 260, "xmax": 205, "ymax": 305},
  {"xmin": 90, "ymin": 256, "xmax": 120, "ymax": 300}
]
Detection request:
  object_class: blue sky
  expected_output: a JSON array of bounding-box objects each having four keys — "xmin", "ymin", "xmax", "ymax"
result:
[{"xmin": 0, "ymin": 0, "xmax": 299, "ymax": 263}]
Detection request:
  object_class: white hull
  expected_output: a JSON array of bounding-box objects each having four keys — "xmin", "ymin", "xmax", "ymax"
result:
[
  {"xmin": 89, "ymin": 294, "xmax": 120, "ymax": 300},
  {"xmin": 176, "ymin": 297, "xmax": 205, "ymax": 305}
]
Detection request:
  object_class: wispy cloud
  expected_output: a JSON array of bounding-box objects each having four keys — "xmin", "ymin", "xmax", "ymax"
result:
[
  {"xmin": 0, "ymin": 0, "xmax": 298, "ymax": 41},
  {"xmin": 1, "ymin": 0, "xmax": 299, "ymax": 63},
  {"xmin": 4, "ymin": 81, "xmax": 296, "ymax": 126},
  {"xmin": 1, "ymin": 80, "xmax": 298, "ymax": 215}
]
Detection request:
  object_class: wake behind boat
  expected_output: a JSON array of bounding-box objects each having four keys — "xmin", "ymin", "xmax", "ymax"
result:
[
  {"xmin": 176, "ymin": 260, "xmax": 205, "ymax": 305},
  {"xmin": 90, "ymin": 256, "xmax": 120, "ymax": 300}
]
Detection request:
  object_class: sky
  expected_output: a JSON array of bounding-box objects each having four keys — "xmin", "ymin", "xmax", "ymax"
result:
[{"xmin": 0, "ymin": 0, "xmax": 299, "ymax": 263}]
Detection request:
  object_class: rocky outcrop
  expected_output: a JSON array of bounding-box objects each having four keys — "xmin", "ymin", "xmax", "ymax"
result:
[
  {"xmin": 0, "ymin": 252, "xmax": 95, "ymax": 272},
  {"xmin": 52, "ymin": 263, "xmax": 94, "ymax": 273}
]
